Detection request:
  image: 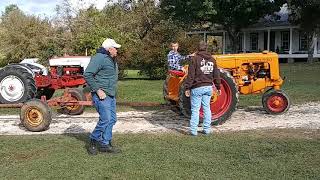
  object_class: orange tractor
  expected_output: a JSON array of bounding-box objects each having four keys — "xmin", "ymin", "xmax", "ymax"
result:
[{"xmin": 163, "ymin": 52, "xmax": 290, "ymax": 125}]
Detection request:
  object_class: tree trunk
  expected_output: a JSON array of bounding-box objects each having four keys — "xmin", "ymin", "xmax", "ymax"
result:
[
  {"xmin": 307, "ymin": 33, "xmax": 315, "ymax": 63},
  {"xmin": 227, "ymin": 31, "xmax": 240, "ymax": 54}
]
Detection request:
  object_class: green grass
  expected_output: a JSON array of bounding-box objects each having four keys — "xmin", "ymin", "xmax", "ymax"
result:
[
  {"xmin": 0, "ymin": 63, "xmax": 318, "ymax": 115},
  {"xmin": 0, "ymin": 129, "xmax": 319, "ymax": 179},
  {"xmin": 117, "ymin": 80, "xmax": 163, "ymax": 103},
  {"xmin": 117, "ymin": 70, "xmax": 164, "ymax": 103},
  {"xmin": 124, "ymin": 69, "xmax": 148, "ymax": 79}
]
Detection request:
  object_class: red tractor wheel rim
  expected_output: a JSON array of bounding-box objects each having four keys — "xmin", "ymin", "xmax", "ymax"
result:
[
  {"xmin": 199, "ymin": 78, "xmax": 232, "ymax": 121},
  {"xmin": 266, "ymin": 94, "xmax": 288, "ymax": 113}
]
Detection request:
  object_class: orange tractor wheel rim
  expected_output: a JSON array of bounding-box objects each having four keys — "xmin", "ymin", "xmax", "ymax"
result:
[
  {"xmin": 25, "ymin": 107, "xmax": 43, "ymax": 127},
  {"xmin": 65, "ymin": 96, "xmax": 80, "ymax": 111},
  {"xmin": 267, "ymin": 94, "xmax": 287, "ymax": 113}
]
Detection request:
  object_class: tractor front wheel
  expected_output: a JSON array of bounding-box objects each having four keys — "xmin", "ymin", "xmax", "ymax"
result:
[
  {"xmin": 20, "ymin": 99, "xmax": 52, "ymax": 132},
  {"xmin": 262, "ymin": 89, "xmax": 290, "ymax": 114},
  {"xmin": 60, "ymin": 88, "xmax": 85, "ymax": 115}
]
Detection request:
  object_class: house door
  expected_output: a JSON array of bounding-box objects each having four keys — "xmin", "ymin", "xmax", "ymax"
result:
[{"xmin": 264, "ymin": 31, "xmax": 276, "ymax": 51}]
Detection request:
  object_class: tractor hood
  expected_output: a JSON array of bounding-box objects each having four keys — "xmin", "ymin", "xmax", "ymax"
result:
[{"xmin": 49, "ymin": 56, "xmax": 91, "ymax": 70}]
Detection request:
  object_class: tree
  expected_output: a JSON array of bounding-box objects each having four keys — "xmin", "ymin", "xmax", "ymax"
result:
[
  {"xmin": 161, "ymin": 0, "xmax": 284, "ymax": 53},
  {"xmin": 2, "ymin": 4, "xmax": 20, "ymax": 16},
  {"xmin": 288, "ymin": 0, "xmax": 320, "ymax": 63},
  {"xmin": 0, "ymin": 5, "xmax": 63, "ymax": 65}
]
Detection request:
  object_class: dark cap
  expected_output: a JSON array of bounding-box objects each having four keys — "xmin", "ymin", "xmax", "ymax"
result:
[{"xmin": 198, "ymin": 41, "xmax": 208, "ymax": 51}]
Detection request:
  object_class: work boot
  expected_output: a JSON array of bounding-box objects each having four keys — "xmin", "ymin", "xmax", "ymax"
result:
[
  {"xmin": 87, "ymin": 139, "xmax": 98, "ymax": 155},
  {"xmin": 99, "ymin": 144, "xmax": 121, "ymax": 154}
]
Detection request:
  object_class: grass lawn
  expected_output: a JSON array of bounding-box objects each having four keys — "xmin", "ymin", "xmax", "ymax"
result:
[
  {"xmin": 0, "ymin": 62, "xmax": 318, "ymax": 115},
  {"xmin": 124, "ymin": 69, "xmax": 148, "ymax": 79},
  {"xmin": 0, "ymin": 129, "xmax": 319, "ymax": 179}
]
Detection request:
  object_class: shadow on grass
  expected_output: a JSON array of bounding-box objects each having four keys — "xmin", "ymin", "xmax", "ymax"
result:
[{"xmin": 63, "ymin": 127, "xmax": 90, "ymax": 152}]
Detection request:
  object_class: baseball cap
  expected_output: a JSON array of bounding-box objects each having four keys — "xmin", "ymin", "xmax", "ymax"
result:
[{"xmin": 102, "ymin": 38, "xmax": 121, "ymax": 49}]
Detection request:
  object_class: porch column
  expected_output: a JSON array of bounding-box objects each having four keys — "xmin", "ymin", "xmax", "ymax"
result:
[
  {"xmin": 203, "ymin": 32, "xmax": 207, "ymax": 42},
  {"xmin": 313, "ymin": 36, "xmax": 318, "ymax": 55},
  {"xmin": 223, "ymin": 31, "xmax": 226, "ymax": 54},
  {"xmin": 267, "ymin": 29, "xmax": 270, "ymax": 51},
  {"xmin": 289, "ymin": 28, "xmax": 293, "ymax": 54},
  {"xmin": 243, "ymin": 32, "xmax": 246, "ymax": 52}
]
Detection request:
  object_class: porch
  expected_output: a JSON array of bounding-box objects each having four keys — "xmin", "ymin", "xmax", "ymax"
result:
[{"xmin": 186, "ymin": 23, "xmax": 320, "ymax": 62}]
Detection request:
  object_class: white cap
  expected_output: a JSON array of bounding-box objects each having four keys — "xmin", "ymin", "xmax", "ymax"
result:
[{"xmin": 102, "ymin": 38, "xmax": 121, "ymax": 49}]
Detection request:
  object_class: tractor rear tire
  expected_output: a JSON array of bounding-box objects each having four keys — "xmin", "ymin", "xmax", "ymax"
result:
[
  {"xmin": 179, "ymin": 70, "xmax": 238, "ymax": 125},
  {"xmin": 0, "ymin": 66, "xmax": 36, "ymax": 104},
  {"xmin": 178, "ymin": 81, "xmax": 191, "ymax": 119},
  {"xmin": 36, "ymin": 88, "xmax": 55, "ymax": 100},
  {"xmin": 20, "ymin": 99, "xmax": 52, "ymax": 132},
  {"xmin": 262, "ymin": 89, "xmax": 290, "ymax": 115},
  {"xmin": 60, "ymin": 88, "xmax": 85, "ymax": 115}
]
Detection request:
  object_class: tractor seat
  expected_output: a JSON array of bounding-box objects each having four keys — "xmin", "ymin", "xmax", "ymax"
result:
[{"xmin": 169, "ymin": 70, "xmax": 185, "ymax": 77}]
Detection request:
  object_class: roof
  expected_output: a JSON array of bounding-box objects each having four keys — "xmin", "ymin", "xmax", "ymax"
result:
[{"xmin": 248, "ymin": 20, "xmax": 292, "ymax": 28}]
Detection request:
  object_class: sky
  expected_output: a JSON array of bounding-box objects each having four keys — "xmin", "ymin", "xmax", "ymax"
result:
[
  {"xmin": 0, "ymin": 0, "xmax": 115, "ymax": 18},
  {"xmin": 0, "ymin": 0, "xmax": 287, "ymax": 20}
]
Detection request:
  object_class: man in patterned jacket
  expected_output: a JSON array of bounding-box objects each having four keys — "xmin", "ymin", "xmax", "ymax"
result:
[{"xmin": 167, "ymin": 42, "xmax": 194, "ymax": 72}]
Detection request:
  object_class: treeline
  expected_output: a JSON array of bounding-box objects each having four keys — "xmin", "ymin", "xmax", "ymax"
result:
[{"xmin": 0, "ymin": 0, "xmax": 318, "ymax": 79}]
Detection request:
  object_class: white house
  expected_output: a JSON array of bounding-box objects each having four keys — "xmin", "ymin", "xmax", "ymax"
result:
[{"xmin": 186, "ymin": 21, "xmax": 320, "ymax": 63}]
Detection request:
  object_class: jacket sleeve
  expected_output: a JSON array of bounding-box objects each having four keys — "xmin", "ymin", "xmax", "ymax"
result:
[
  {"xmin": 84, "ymin": 56, "xmax": 102, "ymax": 92},
  {"xmin": 180, "ymin": 55, "xmax": 189, "ymax": 63},
  {"xmin": 184, "ymin": 58, "xmax": 196, "ymax": 90},
  {"xmin": 213, "ymin": 58, "xmax": 221, "ymax": 90}
]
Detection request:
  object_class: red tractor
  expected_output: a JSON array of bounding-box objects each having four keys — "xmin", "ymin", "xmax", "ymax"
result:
[{"xmin": 0, "ymin": 56, "xmax": 91, "ymax": 115}]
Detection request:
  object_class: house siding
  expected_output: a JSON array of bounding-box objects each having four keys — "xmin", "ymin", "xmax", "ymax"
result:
[
  {"xmin": 292, "ymin": 30, "xmax": 299, "ymax": 52},
  {"xmin": 258, "ymin": 32, "xmax": 264, "ymax": 51}
]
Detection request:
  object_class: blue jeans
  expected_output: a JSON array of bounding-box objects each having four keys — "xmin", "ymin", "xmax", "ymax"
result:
[
  {"xmin": 90, "ymin": 93, "xmax": 117, "ymax": 145},
  {"xmin": 190, "ymin": 86, "xmax": 212, "ymax": 135}
]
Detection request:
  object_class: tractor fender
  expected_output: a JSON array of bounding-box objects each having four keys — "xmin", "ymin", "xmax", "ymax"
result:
[
  {"xmin": 20, "ymin": 59, "xmax": 48, "ymax": 76},
  {"xmin": 4, "ymin": 63, "xmax": 35, "ymax": 78}
]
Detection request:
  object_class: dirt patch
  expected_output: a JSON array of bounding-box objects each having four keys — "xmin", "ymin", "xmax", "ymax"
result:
[{"xmin": 0, "ymin": 102, "xmax": 319, "ymax": 135}]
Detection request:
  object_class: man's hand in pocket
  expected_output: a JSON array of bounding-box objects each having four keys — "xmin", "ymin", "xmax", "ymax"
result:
[{"xmin": 97, "ymin": 89, "xmax": 106, "ymax": 100}]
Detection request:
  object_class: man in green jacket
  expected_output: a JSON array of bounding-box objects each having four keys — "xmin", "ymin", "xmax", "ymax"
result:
[{"xmin": 84, "ymin": 38, "xmax": 121, "ymax": 155}]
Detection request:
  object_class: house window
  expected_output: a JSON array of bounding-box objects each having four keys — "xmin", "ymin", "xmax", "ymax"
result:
[
  {"xmin": 281, "ymin": 31, "xmax": 290, "ymax": 51},
  {"xmin": 299, "ymin": 31, "xmax": 309, "ymax": 51},
  {"xmin": 250, "ymin": 33, "xmax": 258, "ymax": 51}
]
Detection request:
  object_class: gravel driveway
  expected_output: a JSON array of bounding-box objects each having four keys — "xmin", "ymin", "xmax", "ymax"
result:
[{"xmin": 0, "ymin": 102, "xmax": 319, "ymax": 135}]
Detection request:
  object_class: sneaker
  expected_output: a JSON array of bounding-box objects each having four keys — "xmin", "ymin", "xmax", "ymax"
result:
[
  {"xmin": 190, "ymin": 131, "xmax": 198, "ymax": 136},
  {"xmin": 99, "ymin": 144, "xmax": 121, "ymax": 154},
  {"xmin": 87, "ymin": 139, "xmax": 98, "ymax": 155},
  {"xmin": 202, "ymin": 130, "xmax": 211, "ymax": 135}
]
